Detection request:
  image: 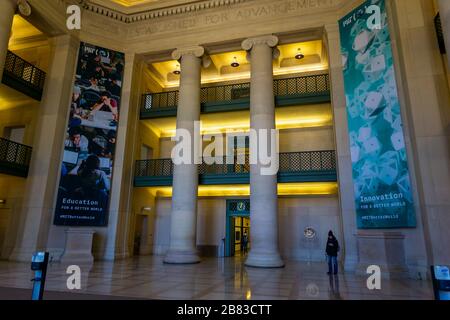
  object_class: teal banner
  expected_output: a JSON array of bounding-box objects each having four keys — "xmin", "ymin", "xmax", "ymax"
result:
[{"xmin": 339, "ymin": 0, "xmax": 415, "ymax": 229}]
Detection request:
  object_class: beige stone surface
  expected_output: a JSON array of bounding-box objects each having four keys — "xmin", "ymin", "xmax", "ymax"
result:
[
  {"xmin": 164, "ymin": 47, "xmax": 204, "ymax": 264},
  {"xmin": 0, "ymin": 0, "xmax": 447, "ymax": 280},
  {"xmin": 9, "ymin": 35, "xmax": 79, "ymax": 262},
  {"xmin": 60, "ymin": 229, "xmax": 95, "ymax": 265},
  {"xmin": 0, "ymin": 0, "xmax": 16, "ymax": 77}
]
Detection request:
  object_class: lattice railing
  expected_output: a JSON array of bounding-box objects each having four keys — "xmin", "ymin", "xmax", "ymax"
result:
[
  {"xmin": 273, "ymin": 74, "xmax": 330, "ymax": 96},
  {"xmin": 198, "ymin": 156, "xmax": 250, "ymax": 175},
  {"xmin": 0, "ymin": 138, "xmax": 32, "ymax": 171},
  {"xmin": 3, "ymin": 50, "xmax": 46, "ymax": 91},
  {"xmin": 135, "ymin": 150, "xmax": 336, "ymax": 178},
  {"xmin": 141, "ymin": 74, "xmax": 329, "ymax": 111},
  {"xmin": 201, "ymin": 82, "xmax": 251, "ymax": 103},
  {"xmin": 142, "ymin": 90, "xmax": 179, "ymax": 110},
  {"xmin": 278, "ymin": 150, "xmax": 336, "ymax": 172},
  {"xmin": 134, "ymin": 158, "xmax": 173, "ymax": 177}
]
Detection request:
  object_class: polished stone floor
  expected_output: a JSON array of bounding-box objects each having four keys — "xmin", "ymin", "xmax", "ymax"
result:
[{"xmin": 0, "ymin": 256, "xmax": 433, "ymax": 300}]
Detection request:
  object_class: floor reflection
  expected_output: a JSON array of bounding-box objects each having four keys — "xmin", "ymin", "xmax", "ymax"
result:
[
  {"xmin": 0, "ymin": 255, "xmax": 433, "ymax": 300},
  {"xmin": 328, "ymin": 275, "xmax": 342, "ymax": 300}
]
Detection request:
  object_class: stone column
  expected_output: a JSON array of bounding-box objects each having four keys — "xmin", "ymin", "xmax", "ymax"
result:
[
  {"xmin": 102, "ymin": 52, "xmax": 140, "ymax": 261},
  {"xmin": 242, "ymin": 35, "xmax": 284, "ymax": 268},
  {"xmin": 324, "ymin": 24, "xmax": 359, "ymax": 272},
  {"xmin": 439, "ymin": 0, "xmax": 450, "ymax": 68},
  {"xmin": 0, "ymin": 0, "xmax": 16, "ymax": 77},
  {"xmin": 164, "ymin": 46, "xmax": 204, "ymax": 264},
  {"xmin": 390, "ymin": 0, "xmax": 450, "ymax": 273},
  {"xmin": 9, "ymin": 35, "xmax": 79, "ymax": 262}
]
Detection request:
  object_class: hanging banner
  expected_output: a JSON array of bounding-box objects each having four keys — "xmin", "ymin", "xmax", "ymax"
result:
[
  {"xmin": 339, "ymin": 0, "xmax": 415, "ymax": 229},
  {"xmin": 54, "ymin": 42, "xmax": 125, "ymax": 226}
]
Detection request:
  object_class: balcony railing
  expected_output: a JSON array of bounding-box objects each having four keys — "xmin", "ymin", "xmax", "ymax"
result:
[
  {"xmin": 2, "ymin": 50, "xmax": 46, "ymax": 101},
  {"xmin": 141, "ymin": 74, "xmax": 330, "ymax": 117},
  {"xmin": 134, "ymin": 150, "xmax": 336, "ymax": 186},
  {"xmin": 0, "ymin": 138, "xmax": 33, "ymax": 177}
]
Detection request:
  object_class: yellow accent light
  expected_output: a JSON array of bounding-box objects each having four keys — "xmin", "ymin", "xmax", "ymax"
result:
[
  {"xmin": 9, "ymin": 15, "xmax": 46, "ymax": 51},
  {"xmin": 110, "ymin": 0, "xmax": 156, "ymax": 7},
  {"xmin": 143, "ymin": 105, "xmax": 332, "ymax": 138},
  {"xmin": 144, "ymin": 182, "xmax": 338, "ymax": 198}
]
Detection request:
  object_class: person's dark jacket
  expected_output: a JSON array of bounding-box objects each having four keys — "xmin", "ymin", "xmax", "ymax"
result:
[{"xmin": 326, "ymin": 236, "xmax": 339, "ymax": 257}]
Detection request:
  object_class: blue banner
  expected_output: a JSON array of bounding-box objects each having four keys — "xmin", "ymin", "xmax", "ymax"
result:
[
  {"xmin": 339, "ymin": 0, "xmax": 416, "ymax": 228},
  {"xmin": 54, "ymin": 43, "xmax": 125, "ymax": 226}
]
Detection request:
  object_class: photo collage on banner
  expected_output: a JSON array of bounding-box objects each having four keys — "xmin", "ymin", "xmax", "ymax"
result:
[
  {"xmin": 54, "ymin": 42, "xmax": 125, "ymax": 227},
  {"xmin": 339, "ymin": 0, "xmax": 416, "ymax": 229}
]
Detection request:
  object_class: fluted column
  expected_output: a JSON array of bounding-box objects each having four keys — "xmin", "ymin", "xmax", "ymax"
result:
[
  {"xmin": 439, "ymin": 0, "xmax": 450, "ymax": 69},
  {"xmin": 164, "ymin": 46, "xmax": 204, "ymax": 264},
  {"xmin": 242, "ymin": 35, "xmax": 284, "ymax": 268},
  {"xmin": 0, "ymin": 0, "xmax": 16, "ymax": 77}
]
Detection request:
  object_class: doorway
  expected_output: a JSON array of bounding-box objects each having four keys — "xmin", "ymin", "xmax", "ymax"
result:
[
  {"xmin": 225, "ymin": 199, "xmax": 250, "ymax": 257},
  {"xmin": 133, "ymin": 215, "xmax": 148, "ymax": 256}
]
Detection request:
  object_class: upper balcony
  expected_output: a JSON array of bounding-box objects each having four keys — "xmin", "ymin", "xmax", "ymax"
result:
[
  {"xmin": 140, "ymin": 73, "xmax": 330, "ymax": 119},
  {"xmin": 134, "ymin": 150, "xmax": 337, "ymax": 187},
  {"xmin": 2, "ymin": 50, "xmax": 46, "ymax": 101},
  {"xmin": 0, "ymin": 137, "xmax": 32, "ymax": 178}
]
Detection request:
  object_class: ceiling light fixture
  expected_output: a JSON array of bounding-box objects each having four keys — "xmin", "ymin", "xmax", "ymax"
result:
[
  {"xmin": 231, "ymin": 56, "xmax": 240, "ymax": 68},
  {"xmin": 295, "ymin": 48, "xmax": 305, "ymax": 60},
  {"xmin": 173, "ymin": 64, "xmax": 181, "ymax": 75}
]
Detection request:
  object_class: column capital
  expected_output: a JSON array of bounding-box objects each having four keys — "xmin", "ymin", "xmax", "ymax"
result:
[
  {"xmin": 241, "ymin": 35, "xmax": 279, "ymax": 51},
  {"xmin": 171, "ymin": 46, "xmax": 205, "ymax": 61}
]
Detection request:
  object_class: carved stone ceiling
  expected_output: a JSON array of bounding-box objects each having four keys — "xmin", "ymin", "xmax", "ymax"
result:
[{"xmin": 149, "ymin": 40, "xmax": 328, "ymax": 89}]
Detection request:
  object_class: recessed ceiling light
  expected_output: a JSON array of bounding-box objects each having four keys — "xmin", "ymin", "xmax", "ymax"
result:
[
  {"xmin": 173, "ymin": 64, "xmax": 181, "ymax": 75},
  {"xmin": 295, "ymin": 48, "xmax": 305, "ymax": 60},
  {"xmin": 231, "ymin": 56, "xmax": 240, "ymax": 68}
]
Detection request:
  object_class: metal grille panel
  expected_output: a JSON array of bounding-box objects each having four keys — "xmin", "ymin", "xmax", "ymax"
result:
[
  {"xmin": 135, "ymin": 151, "xmax": 336, "ymax": 178},
  {"xmin": 141, "ymin": 74, "xmax": 329, "ymax": 112},
  {"xmin": 0, "ymin": 138, "xmax": 32, "ymax": 172},
  {"xmin": 3, "ymin": 51, "xmax": 46, "ymax": 90}
]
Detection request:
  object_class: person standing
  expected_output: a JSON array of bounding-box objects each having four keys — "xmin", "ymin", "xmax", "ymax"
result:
[
  {"xmin": 242, "ymin": 232, "xmax": 249, "ymax": 255},
  {"xmin": 326, "ymin": 230, "xmax": 339, "ymax": 275}
]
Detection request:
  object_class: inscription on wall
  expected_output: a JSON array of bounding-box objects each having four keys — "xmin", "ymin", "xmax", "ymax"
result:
[{"xmin": 130, "ymin": 0, "xmax": 336, "ymax": 38}]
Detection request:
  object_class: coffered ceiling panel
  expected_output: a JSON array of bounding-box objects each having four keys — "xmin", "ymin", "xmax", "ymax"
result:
[{"xmin": 148, "ymin": 40, "xmax": 328, "ymax": 89}]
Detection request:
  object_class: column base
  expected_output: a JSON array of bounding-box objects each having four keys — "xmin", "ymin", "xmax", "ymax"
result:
[
  {"xmin": 9, "ymin": 248, "xmax": 38, "ymax": 263},
  {"xmin": 245, "ymin": 252, "xmax": 285, "ymax": 268},
  {"xmin": 355, "ymin": 231, "xmax": 409, "ymax": 279},
  {"xmin": 343, "ymin": 254, "xmax": 358, "ymax": 273},
  {"xmin": 163, "ymin": 250, "xmax": 201, "ymax": 264},
  {"xmin": 60, "ymin": 229, "xmax": 95, "ymax": 265}
]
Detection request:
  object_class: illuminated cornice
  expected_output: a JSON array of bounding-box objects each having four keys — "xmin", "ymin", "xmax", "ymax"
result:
[
  {"xmin": 144, "ymin": 182, "xmax": 338, "ymax": 198},
  {"xmin": 77, "ymin": 0, "xmax": 251, "ymax": 24}
]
